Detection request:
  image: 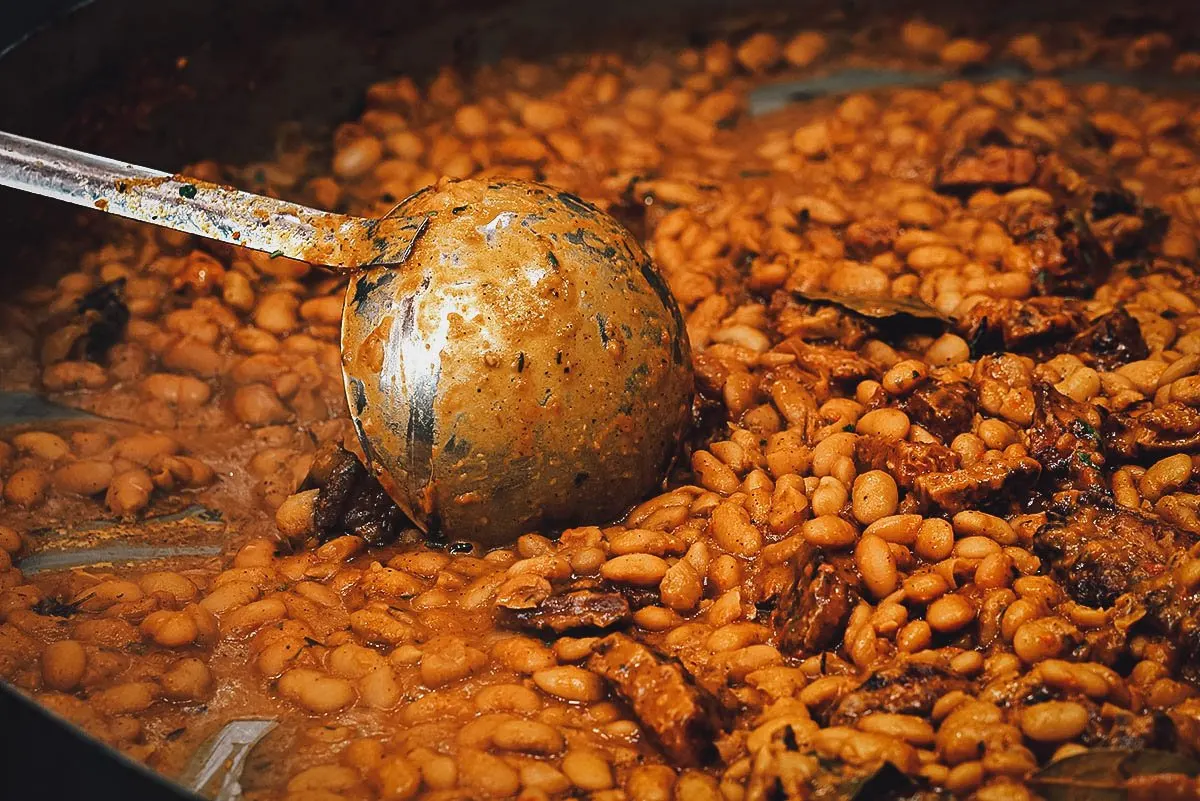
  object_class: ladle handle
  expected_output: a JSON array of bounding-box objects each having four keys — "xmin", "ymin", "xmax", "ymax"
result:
[{"xmin": 0, "ymin": 130, "xmax": 427, "ymax": 271}]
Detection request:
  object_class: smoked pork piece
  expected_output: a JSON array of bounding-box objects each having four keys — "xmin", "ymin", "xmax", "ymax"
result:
[
  {"xmin": 1066, "ymin": 307, "xmax": 1149, "ymax": 370},
  {"xmin": 829, "ymin": 662, "xmax": 973, "ymax": 726},
  {"xmin": 855, "ymin": 434, "xmax": 959, "ymax": 492},
  {"xmin": 773, "ymin": 556, "xmax": 859, "ymax": 656},
  {"xmin": 1026, "ymin": 381, "xmax": 1107, "ymax": 494},
  {"xmin": 935, "ymin": 144, "xmax": 1038, "ymax": 195},
  {"xmin": 499, "ymin": 589, "xmax": 630, "ymax": 634},
  {"xmin": 1105, "ymin": 402, "xmax": 1200, "ymax": 461},
  {"xmin": 953, "ymin": 296, "xmax": 1089, "ymax": 354},
  {"xmin": 1033, "ymin": 503, "xmax": 1186, "ymax": 608},
  {"xmin": 897, "ymin": 379, "xmax": 977, "ymax": 443},
  {"xmin": 912, "ymin": 455, "xmax": 1041, "ymax": 515},
  {"xmin": 588, "ymin": 633, "xmax": 724, "ymax": 767}
]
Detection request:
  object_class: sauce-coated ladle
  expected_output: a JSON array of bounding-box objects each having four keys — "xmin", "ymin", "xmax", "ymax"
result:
[{"xmin": 0, "ymin": 131, "xmax": 694, "ymax": 545}]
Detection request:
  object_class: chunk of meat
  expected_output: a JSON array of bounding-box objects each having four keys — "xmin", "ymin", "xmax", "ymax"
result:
[
  {"xmin": 773, "ymin": 556, "xmax": 859, "ymax": 656},
  {"xmin": 1033, "ymin": 502, "xmax": 1189, "ymax": 608},
  {"xmin": 855, "ymin": 434, "xmax": 959, "ymax": 491},
  {"xmin": 1129, "ymin": 561, "xmax": 1200, "ymax": 665},
  {"xmin": 843, "ymin": 217, "xmax": 898, "ymax": 260},
  {"xmin": 1005, "ymin": 203, "xmax": 1111, "ymax": 298},
  {"xmin": 1091, "ymin": 706, "xmax": 1177, "ymax": 752},
  {"xmin": 769, "ymin": 292, "xmax": 876, "ymax": 348},
  {"xmin": 1027, "ymin": 381, "xmax": 1107, "ymax": 494},
  {"xmin": 1105, "ymin": 402, "xmax": 1200, "ymax": 461},
  {"xmin": 828, "ymin": 662, "xmax": 973, "ymax": 726},
  {"xmin": 955, "ymin": 297, "xmax": 1089, "ymax": 355},
  {"xmin": 912, "ymin": 454, "xmax": 1041, "ymax": 515},
  {"xmin": 1039, "ymin": 151, "xmax": 1168, "ymax": 260},
  {"xmin": 1168, "ymin": 698, "xmax": 1200, "ymax": 757},
  {"xmin": 693, "ymin": 352, "xmax": 733, "ymax": 400},
  {"xmin": 308, "ymin": 446, "xmax": 404, "ymax": 546},
  {"xmin": 588, "ymin": 633, "xmax": 725, "ymax": 767},
  {"xmin": 1056, "ymin": 535, "xmax": 1200, "ymax": 674},
  {"xmin": 500, "ymin": 589, "xmax": 631, "ymax": 634},
  {"xmin": 898, "ymin": 379, "xmax": 977, "ymax": 443},
  {"xmin": 1065, "ymin": 307, "xmax": 1149, "ymax": 370},
  {"xmin": 935, "ymin": 145, "xmax": 1037, "ymax": 195},
  {"xmin": 777, "ymin": 337, "xmax": 875, "ymax": 383},
  {"xmin": 340, "ymin": 479, "xmax": 406, "ymax": 547},
  {"xmin": 39, "ymin": 279, "xmax": 130, "ymax": 365}
]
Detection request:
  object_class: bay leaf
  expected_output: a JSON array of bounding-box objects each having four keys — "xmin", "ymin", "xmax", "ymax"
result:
[
  {"xmin": 1029, "ymin": 748, "xmax": 1200, "ymax": 801},
  {"xmin": 791, "ymin": 288, "xmax": 950, "ymax": 323}
]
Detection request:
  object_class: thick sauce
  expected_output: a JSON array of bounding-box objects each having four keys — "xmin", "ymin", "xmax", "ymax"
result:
[{"xmin": 3, "ymin": 15, "xmax": 1200, "ymax": 801}]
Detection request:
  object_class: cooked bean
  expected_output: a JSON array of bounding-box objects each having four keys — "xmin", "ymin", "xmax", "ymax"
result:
[
  {"xmin": 1139, "ymin": 453, "xmax": 1194, "ymax": 502},
  {"xmin": 599, "ymin": 553, "xmax": 670, "ymax": 585},
  {"xmin": 915, "ymin": 518, "xmax": 954, "ymax": 561},
  {"xmin": 856, "ymin": 409, "xmax": 911, "ymax": 439},
  {"xmin": 659, "ymin": 558, "xmax": 704, "ymax": 611},
  {"xmin": 709, "ymin": 501, "xmax": 763, "ymax": 555},
  {"xmin": 852, "ymin": 470, "xmax": 899, "ymax": 525},
  {"xmin": 201, "ymin": 580, "xmax": 261, "ymax": 615},
  {"xmin": 1013, "ymin": 618, "xmax": 1068, "ymax": 663},
  {"xmin": 810, "ymin": 475, "xmax": 848, "ymax": 517},
  {"xmin": 531, "ymin": 666, "xmax": 605, "ymax": 702},
  {"xmin": 927, "ymin": 594, "xmax": 975, "ymax": 632},
  {"xmin": 692, "ymin": 450, "xmax": 739, "ymax": 494},
  {"xmin": 52, "ymin": 460, "xmax": 114, "ymax": 496},
  {"xmin": 359, "ymin": 665, "xmax": 401, "ymax": 710},
  {"xmin": 419, "ymin": 639, "xmax": 486, "ymax": 687},
  {"xmin": 13, "ymin": 431, "xmax": 71, "ymax": 461},
  {"xmin": 801, "ymin": 515, "xmax": 857, "ymax": 549},
  {"xmin": 106, "ymin": 468, "xmax": 154, "ymax": 514},
  {"xmin": 864, "ymin": 514, "xmax": 922, "ymax": 545},
  {"xmin": 5, "ymin": 468, "xmax": 48, "ymax": 507},
  {"xmin": 233, "ymin": 383, "xmax": 292, "ymax": 425},
  {"xmin": 925, "ymin": 334, "xmax": 970, "ymax": 366},
  {"xmin": 1020, "ymin": 700, "xmax": 1089, "ymax": 742},
  {"xmin": 882, "ymin": 359, "xmax": 928, "ymax": 395},
  {"xmin": 278, "ymin": 668, "xmax": 356, "ymax": 713},
  {"xmin": 92, "ymin": 681, "xmax": 159, "ymax": 715},
  {"xmin": 140, "ymin": 609, "xmax": 200, "ymax": 647},
  {"xmin": 561, "ymin": 749, "xmax": 613, "ymax": 791},
  {"xmin": 276, "ymin": 489, "xmax": 318, "ymax": 538},
  {"xmin": 0, "ymin": 525, "xmax": 21, "ymax": 555},
  {"xmin": 162, "ymin": 338, "xmax": 222, "ymax": 377},
  {"xmin": 374, "ymin": 755, "xmax": 421, "ymax": 800},
  {"xmin": 855, "ymin": 533, "xmax": 899, "ymax": 599},
  {"xmin": 111, "ymin": 432, "xmax": 179, "ymax": 465},
  {"xmin": 161, "ymin": 657, "xmax": 214, "ymax": 701},
  {"xmin": 490, "ymin": 719, "xmax": 564, "ymax": 754},
  {"xmin": 491, "ymin": 637, "xmax": 556, "ymax": 674},
  {"xmin": 75, "ymin": 579, "xmax": 144, "ymax": 611},
  {"xmin": 456, "ymin": 750, "xmax": 519, "ymax": 797},
  {"xmin": 141, "ymin": 373, "xmax": 212, "ymax": 407},
  {"xmin": 42, "ymin": 640, "xmax": 87, "ymax": 691},
  {"xmin": 223, "ymin": 597, "xmax": 287, "ymax": 635},
  {"xmin": 287, "ymin": 765, "xmax": 360, "ymax": 794},
  {"xmin": 333, "ymin": 137, "xmax": 383, "ymax": 179}
]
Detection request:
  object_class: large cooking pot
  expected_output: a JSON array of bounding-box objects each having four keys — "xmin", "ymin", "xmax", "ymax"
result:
[{"xmin": 1, "ymin": 1, "xmax": 1197, "ymax": 799}]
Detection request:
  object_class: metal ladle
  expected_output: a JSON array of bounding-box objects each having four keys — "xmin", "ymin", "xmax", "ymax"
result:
[{"xmin": 0, "ymin": 132, "xmax": 694, "ymax": 545}]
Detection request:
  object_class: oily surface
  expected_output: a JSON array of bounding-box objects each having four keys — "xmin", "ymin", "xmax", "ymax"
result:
[{"xmin": 4, "ymin": 14, "xmax": 1200, "ymax": 801}]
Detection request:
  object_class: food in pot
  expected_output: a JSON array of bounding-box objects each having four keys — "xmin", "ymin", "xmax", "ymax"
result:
[{"xmin": 3, "ymin": 12, "xmax": 1200, "ymax": 800}]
